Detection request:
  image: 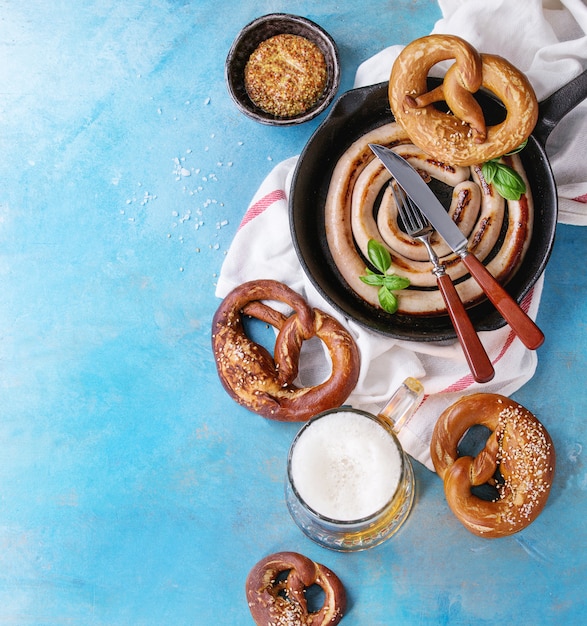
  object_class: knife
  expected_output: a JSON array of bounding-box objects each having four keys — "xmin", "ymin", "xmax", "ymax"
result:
[{"xmin": 369, "ymin": 143, "xmax": 544, "ymax": 350}]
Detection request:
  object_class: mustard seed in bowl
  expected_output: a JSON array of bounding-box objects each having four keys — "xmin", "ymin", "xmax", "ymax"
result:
[
  {"xmin": 225, "ymin": 13, "xmax": 340, "ymax": 125},
  {"xmin": 244, "ymin": 34, "xmax": 327, "ymax": 118}
]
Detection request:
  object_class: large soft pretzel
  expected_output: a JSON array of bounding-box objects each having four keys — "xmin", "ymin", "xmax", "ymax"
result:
[
  {"xmin": 246, "ymin": 551, "xmax": 346, "ymax": 626},
  {"xmin": 211, "ymin": 279, "xmax": 360, "ymax": 422},
  {"xmin": 431, "ymin": 394, "xmax": 555, "ymax": 538},
  {"xmin": 389, "ymin": 35, "xmax": 538, "ymax": 166}
]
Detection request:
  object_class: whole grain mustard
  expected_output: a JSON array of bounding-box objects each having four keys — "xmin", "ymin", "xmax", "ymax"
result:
[{"xmin": 244, "ymin": 34, "xmax": 327, "ymax": 118}]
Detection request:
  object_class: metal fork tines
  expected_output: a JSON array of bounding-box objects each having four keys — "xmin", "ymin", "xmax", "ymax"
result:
[
  {"xmin": 392, "ymin": 184, "xmax": 444, "ymax": 278},
  {"xmin": 391, "ymin": 182, "xmax": 495, "ymax": 383}
]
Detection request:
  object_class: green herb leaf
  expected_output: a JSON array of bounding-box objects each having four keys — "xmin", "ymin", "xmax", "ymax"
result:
[
  {"xmin": 367, "ymin": 239, "xmax": 391, "ymax": 274},
  {"xmin": 359, "ymin": 239, "xmax": 410, "ymax": 314},
  {"xmin": 481, "ymin": 161, "xmax": 498, "ymax": 184},
  {"xmin": 382, "ymin": 275, "xmax": 411, "ymax": 291},
  {"xmin": 378, "ymin": 286, "xmax": 399, "ymax": 314},
  {"xmin": 504, "ymin": 139, "xmax": 528, "ymax": 156},
  {"xmin": 492, "ymin": 163, "xmax": 526, "ymax": 200},
  {"xmin": 359, "ymin": 273, "xmax": 385, "ymax": 287},
  {"xmin": 482, "ymin": 142, "xmax": 528, "ymax": 200}
]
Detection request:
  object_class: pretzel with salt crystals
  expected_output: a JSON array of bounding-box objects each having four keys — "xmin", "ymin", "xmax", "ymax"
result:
[
  {"xmin": 430, "ymin": 394, "xmax": 555, "ymax": 538},
  {"xmin": 211, "ymin": 279, "xmax": 360, "ymax": 422},
  {"xmin": 389, "ymin": 35, "xmax": 539, "ymax": 166},
  {"xmin": 246, "ymin": 552, "xmax": 346, "ymax": 626}
]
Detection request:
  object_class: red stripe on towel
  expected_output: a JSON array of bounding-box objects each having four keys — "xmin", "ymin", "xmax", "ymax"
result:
[
  {"xmin": 238, "ymin": 189, "xmax": 287, "ymax": 230},
  {"xmin": 573, "ymin": 193, "xmax": 587, "ymax": 203},
  {"xmin": 420, "ymin": 286, "xmax": 537, "ymax": 400}
]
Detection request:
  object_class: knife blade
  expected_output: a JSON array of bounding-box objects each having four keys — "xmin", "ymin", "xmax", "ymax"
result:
[{"xmin": 369, "ymin": 143, "xmax": 544, "ymax": 350}]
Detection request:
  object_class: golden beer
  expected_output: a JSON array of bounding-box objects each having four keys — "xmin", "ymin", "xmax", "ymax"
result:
[{"xmin": 286, "ymin": 389, "xmax": 418, "ymax": 551}]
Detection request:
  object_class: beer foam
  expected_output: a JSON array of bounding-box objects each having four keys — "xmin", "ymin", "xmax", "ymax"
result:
[{"xmin": 290, "ymin": 411, "xmax": 402, "ymax": 521}]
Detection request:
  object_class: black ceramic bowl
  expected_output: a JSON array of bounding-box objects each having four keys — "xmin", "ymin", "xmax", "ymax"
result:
[{"xmin": 225, "ymin": 13, "xmax": 340, "ymax": 126}]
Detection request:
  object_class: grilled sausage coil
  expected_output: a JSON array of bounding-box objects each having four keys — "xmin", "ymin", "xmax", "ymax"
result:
[
  {"xmin": 430, "ymin": 394, "xmax": 555, "ymax": 538},
  {"xmin": 211, "ymin": 279, "xmax": 360, "ymax": 421},
  {"xmin": 324, "ymin": 123, "xmax": 533, "ymax": 315},
  {"xmin": 246, "ymin": 552, "xmax": 346, "ymax": 626}
]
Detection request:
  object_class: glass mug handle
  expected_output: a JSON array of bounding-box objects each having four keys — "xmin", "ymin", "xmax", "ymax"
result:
[{"xmin": 378, "ymin": 377, "xmax": 424, "ymax": 434}]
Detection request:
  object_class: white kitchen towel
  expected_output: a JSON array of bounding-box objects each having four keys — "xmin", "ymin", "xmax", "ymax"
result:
[
  {"xmin": 216, "ymin": 159, "xmax": 542, "ymax": 471},
  {"xmin": 355, "ymin": 0, "xmax": 587, "ymax": 225},
  {"xmin": 214, "ymin": 0, "xmax": 585, "ymax": 470}
]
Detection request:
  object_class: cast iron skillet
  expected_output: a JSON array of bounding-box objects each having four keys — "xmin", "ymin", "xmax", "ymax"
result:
[{"xmin": 290, "ymin": 70, "xmax": 587, "ymax": 341}]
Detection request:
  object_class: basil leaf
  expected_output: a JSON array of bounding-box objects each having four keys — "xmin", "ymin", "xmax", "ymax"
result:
[
  {"xmin": 496, "ymin": 184, "xmax": 524, "ymax": 201},
  {"xmin": 482, "ymin": 141, "xmax": 528, "ymax": 200},
  {"xmin": 383, "ymin": 275, "xmax": 411, "ymax": 291},
  {"xmin": 378, "ymin": 286, "xmax": 399, "ymax": 314},
  {"xmin": 359, "ymin": 239, "xmax": 410, "ymax": 314},
  {"xmin": 360, "ymin": 273, "xmax": 385, "ymax": 287},
  {"xmin": 505, "ymin": 139, "xmax": 528, "ymax": 156},
  {"xmin": 496, "ymin": 184, "xmax": 523, "ymax": 201},
  {"xmin": 367, "ymin": 239, "xmax": 391, "ymax": 274},
  {"xmin": 494, "ymin": 163, "xmax": 524, "ymax": 190},
  {"xmin": 493, "ymin": 163, "xmax": 526, "ymax": 200},
  {"xmin": 481, "ymin": 161, "xmax": 498, "ymax": 184}
]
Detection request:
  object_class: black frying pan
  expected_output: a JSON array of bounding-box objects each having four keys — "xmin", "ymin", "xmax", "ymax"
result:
[{"xmin": 290, "ymin": 70, "xmax": 587, "ymax": 341}]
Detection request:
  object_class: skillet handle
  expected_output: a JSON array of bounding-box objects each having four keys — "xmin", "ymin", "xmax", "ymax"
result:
[
  {"xmin": 461, "ymin": 252, "xmax": 544, "ymax": 350},
  {"xmin": 436, "ymin": 274, "xmax": 495, "ymax": 383},
  {"xmin": 534, "ymin": 68, "xmax": 587, "ymax": 146}
]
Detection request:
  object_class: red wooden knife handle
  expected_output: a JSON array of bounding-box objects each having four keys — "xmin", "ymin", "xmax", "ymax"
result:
[
  {"xmin": 437, "ymin": 274, "xmax": 495, "ymax": 383},
  {"xmin": 461, "ymin": 252, "xmax": 544, "ymax": 350}
]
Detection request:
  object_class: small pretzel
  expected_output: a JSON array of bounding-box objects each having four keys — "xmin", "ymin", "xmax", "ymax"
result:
[
  {"xmin": 389, "ymin": 35, "xmax": 539, "ymax": 166},
  {"xmin": 211, "ymin": 279, "xmax": 360, "ymax": 422},
  {"xmin": 430, "ymin": 394, "xmax": 555, "ymax": 537},
  {"xmin": 246, "ymin": 552, "xmax": 346, "ymax": 626}
]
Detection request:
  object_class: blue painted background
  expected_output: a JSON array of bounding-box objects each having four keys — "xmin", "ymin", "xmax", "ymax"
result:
[{"xmin": 0, "ymin": 1, "xmax": 585, "ymax": 624}]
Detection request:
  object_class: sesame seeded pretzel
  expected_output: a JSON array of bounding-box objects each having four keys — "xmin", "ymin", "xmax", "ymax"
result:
[
  {"xmin": 389, "ymin": 35, "xmax": 539, "ymax": 166},
  {"xmin": 246, "ymin": 551, "xmax": 346, "ymax": 626},
  {"xmin": 211, "ymin": 279, "xmax": 360, "ymax": 422},
  {"xmin": 431, "ymin": 393, "xmax": 555, "ymax": 537}
]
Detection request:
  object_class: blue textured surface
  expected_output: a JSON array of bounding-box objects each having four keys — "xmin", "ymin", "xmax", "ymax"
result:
[{"xmin": 0, "ymin": 1, "xmax": 586, "ymax": 624}]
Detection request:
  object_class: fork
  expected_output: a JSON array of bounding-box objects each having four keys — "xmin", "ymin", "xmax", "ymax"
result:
[{"xmin": 392, "ymin": 183, "xmax": 495, "ymax": 383}]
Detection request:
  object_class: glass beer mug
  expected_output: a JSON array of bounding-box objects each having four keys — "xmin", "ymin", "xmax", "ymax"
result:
[{"xmin": 285, "ymin": 378, "xmax": 424, "ymax": 551}]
